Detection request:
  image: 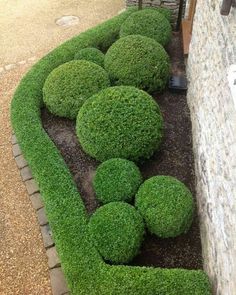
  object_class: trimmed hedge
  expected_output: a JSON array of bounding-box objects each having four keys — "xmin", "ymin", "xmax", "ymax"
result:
[
  {"xmin": 76, "ymin": 86, "xmax": 164, "ymax": 162},
  {"xmin": 104, "ymin": 35, "xmax": 170, "ymax": 92},
  {"xmin": 120, "ymin": 9, "xmax": 172, "ymax": 47},
  {"xmin": 43, "ymin": 60, "xmax": 110, "ymax": 119},
  {"xmin": 93, "ymin": 158, "xmax": 142, "ymax": 204},
  {"xmin": 135, "ymin": 176, "xmax": 194, "ymax": 238},
  {"xmin": 74, "ymin": 47, "xmax": 105, "ymax": 67},
  {"xmin": 88, "ymin": 202, "xmax": 145, "ymax": 264},
  {"xmin": 11, "ymin": 8, "xmax": 211, "ymax": 295}
]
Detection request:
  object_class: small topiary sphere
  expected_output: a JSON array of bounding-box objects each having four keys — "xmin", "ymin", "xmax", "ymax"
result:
[
  {"xmin": 76, "ymin": 86, "xmax": 163, "ymax": 162},
  {"xmin": 74, "ymin": 47, "xmax": 105, "ymax": 67},
  {"xmin": 88, "ymin": 202, "xmax": 145, "ymax": 264},
  {"xmin": 104, "ymin": 35, "xmax": 170, "ymax": 93},
  {"xmin": 120, "ymin": 9, "xmax": 172, "ymax": 47},
  {"xmin": 93, "ymin": 158, "xmax": 142, "ymax": 204},
  {"xmin": 135, "ymin": 176, "xmax": 194, "ymax": 238},
  {"xmin": 43, "ymin": 60, "xmax": 110, "ymax": 119}
]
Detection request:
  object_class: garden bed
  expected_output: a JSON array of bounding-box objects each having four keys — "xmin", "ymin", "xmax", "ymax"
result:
[
  {"xmin": 11, "ymin": 8, "xmax": 211, "ymax": 294},
  {"xmin": 41, "ymin": 32, "xmax": 202, "ymax": 270}
]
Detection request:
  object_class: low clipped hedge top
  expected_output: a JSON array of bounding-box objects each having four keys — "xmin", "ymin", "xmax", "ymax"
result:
[
  {"xmin": 104, "ymin": 35, "xmax": 170, "ymax": 93},
  {"xmin": 11, "ymin": 7, "xmax": 211, "ymax": 295},
  {"xmin": 135, "ymin": 176, "xmax": 194, "ymax": 238},
  {"xmin": 120, "ymin": 9, "xmax": 172, "ymax": 47},
  {"xmin": 74, "ymin": 47, "xmax": 105, "ymax": 67},
  {"xmin": 76, "ymin": 86, "xmax": 163, "ymax": 162},
  {"xmin": 88, "ymin": 202, "xmax": 145, "ymax": 264},
  {"xmin": 43, "ymin": 60, "xmax": 110, "ymax": 119},
  {"xmin": 93, "ymin": 158, "xmax": 142, "ymax": 204}
]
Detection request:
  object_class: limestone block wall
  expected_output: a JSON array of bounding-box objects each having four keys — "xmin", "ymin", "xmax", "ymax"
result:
[
  {"xmin": 187, "ymin": 1, "xmax": 236, "ymax": 294},
  {"xmin": 125, "ymin": 0, "xmax": 180, "ymax": 25}
]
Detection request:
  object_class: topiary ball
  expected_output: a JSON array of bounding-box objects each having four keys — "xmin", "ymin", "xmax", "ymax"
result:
[
  {"xmin": 104, "ymin": 35, "xmax": 170, "ymax": 93},
  {"xmin": 76, "ymin": 86, "xmax": 163, "ymax": 162},
  {"xmin": 43, "ymin": 60, "xmax": 110, "ymax": 119},
  {"xmin": 88, "ymin": 202, "xmax": 145, "ymax": 264},
  {"xmin": 120, "ymin": 9, "xmax": 172, "ymax": 47},
  {"xmin": 93, "ymin": 158, "xmax": 142, "ymax": 204},
  {"xmin": 135, "ymin": 176, "xmax": 194, "ymax": 238},
  {"xmin": 74, "ymin": 47, "xmax": 105, "ymax": 67}
]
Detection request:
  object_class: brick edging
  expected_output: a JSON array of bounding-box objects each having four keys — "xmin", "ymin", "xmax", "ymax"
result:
[{"xmin": 12, "ymin": 134, "xmax": 70, "ymax": 295}]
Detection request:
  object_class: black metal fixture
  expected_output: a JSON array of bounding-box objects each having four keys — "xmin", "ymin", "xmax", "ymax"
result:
[
  {"xmin": 168, "ymin": 75, "xmax": 188, "ymax": 93},
  {"xmin": 176, "ymin": 0, "xmax": 185, "ymax": 31},
  {"xmin": 221, "ymin": 0, "xmax": 236, "ymax": 15}
]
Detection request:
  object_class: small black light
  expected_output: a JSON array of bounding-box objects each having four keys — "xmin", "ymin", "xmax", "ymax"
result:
[{"xmin": 168, "ymin": 75, "xmax": 188, "ymax": 93}]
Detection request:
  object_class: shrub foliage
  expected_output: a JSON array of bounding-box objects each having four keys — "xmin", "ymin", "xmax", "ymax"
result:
[
  {"xmin": 135, "ymin": 176, "xmax": 194, "ymax": 238},
  {"xmin": 76, "ymin": 86, "xmax": 163, "ymax": 162},
  {"xmin": 104, "ymin": 35, "xmax": 170, "ymax": 93},
  {"xmin": 120, "ymin": 9, "xmax": 172, "ymax": 46},
  {"xmin": 88, "ymin": 202, "xmax": 145, "ymax": 264},
  {"xmin": 74, "ymin": 47, "xmax": 105, "ymax": 67},
  {"xmin": 11, "ymin": 8, "xmax": 211, "ymax": 295},
  {"xmin": 43, "ymin": 60, "xmax": 110, "ymax": 119},
  {"xmin": 93, "ymin": 158, "xmax": 142, "ymax": 204}
]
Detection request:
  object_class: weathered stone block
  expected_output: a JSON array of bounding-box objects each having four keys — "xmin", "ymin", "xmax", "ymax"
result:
[
  {"xmin": 20, "ymin": 166, "xmax": 33, "ymax": 181},
  {"xmin": 37, "ymin": 207, "xmax": 48, "ymax": 226},
  {"xmin": 50, "ymin": 267, "xmax": 69, "ymax": 295},
  {"xmin": 25, "ymin": 179, "xmax": 39, "ymax": 195},
  {"xmin": 41, "ymin": 224, "xmax": 54, "ymax": 248},
  {"xmin": 30, "ymin": 193, "xmax": 44, "ymax": 210},
  {"xmin": 46, "ymin": 247, "xmax": 61, "ymax": 269},
  {"xmin": 15, "ymin": 155, "xmax": 28, "ymax": 169}
]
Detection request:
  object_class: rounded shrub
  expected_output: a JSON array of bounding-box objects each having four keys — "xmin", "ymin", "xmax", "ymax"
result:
[
  {"xmin": 43, "ymin": 60, "xmax": 110, "ymax": 119},
  {"xmin": 135, "ymin": 176, "xmax": 194, "ymax": 238},
  {"xmin": 104, "ymin": 35, "xmax": 170, "ymax": 93},
  {"xmin": 74, "ymin": 47, "xmax": 105, "ymax": 67},
  {"xmin": 88, "ymin": 202, "xmax": 145, "ymax": 264},
  {"xmin": 93, "ymin": 158, "xmax": 142, "ymax": 204},
  {"xmin": 76, "ymin": 86, "xmax": 163, "ymax": 162},
  {"xmin": 120, "ymin": 9, "xmax": 172, "ymax": 47}
]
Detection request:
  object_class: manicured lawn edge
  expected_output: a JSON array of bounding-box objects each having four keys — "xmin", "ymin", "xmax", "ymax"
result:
[{"xmin": 11, "ymin": 8, "xmax": 211, "ymax": 295}]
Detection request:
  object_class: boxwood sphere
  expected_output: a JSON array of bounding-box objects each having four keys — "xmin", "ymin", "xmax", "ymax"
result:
[
  {"xmin": 88, "ymin": 202, "xmax": 145, "ymax": 264},
  {"xmin": 135, "ymin": 176, "xmax": 194, "ymax": 238},
  {"xmin": 74, "ymin": 47, "xmax": 105, "ymax": 67},
  {"xmin": 43, "ymin": 60, "xmax": 110, "ymax": 119},
  {"xmin": 120, "ymin": 9, "xmax": 172, "ymax": 47},
  {"xmin": 93, "ymin": 158, "xmax": 142, "ymax": 204},
  {"xmin": 76, "ymin": 86, "xmax": 163, "ymax": 162},
  {"xmin": 104, "ymin": 35, "xmax": 170, "ymax": 93}
]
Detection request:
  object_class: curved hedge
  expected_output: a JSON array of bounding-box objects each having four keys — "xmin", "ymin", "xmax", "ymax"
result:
[
  {"xmin": 104, "ymin": 35, "xmax": 170, "ymax": 93},
  {"xmin": 11, "ymin": 8, "xmax": 211, "ymax": 295},
  {"xmin": 120, "ymin": 9, "xmax": 172, "ymax": 47},
  {"xmin": 74, "ymin": 47, "xmax": 105, "ymax": 67},
  {"xmin": 135, "ymin": 176, "xmax": 194, "ymax": 238},
  {"xmin": 76, "ymin": 86, "xmax": 164, "ymax": 162},
  {"xmin": 93, "ymin": 158, "xmax": 142, "ymax": 204},
  {"xmin": 88, "ymin": 202, "xmax": 145, "ymax": 264},
  {"xmin": 43, "ymin": 60, "xmax": 110, "ymax": 119}
]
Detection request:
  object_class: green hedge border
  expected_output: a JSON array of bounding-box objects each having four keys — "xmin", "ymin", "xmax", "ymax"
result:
[{"xmin": 11, "ymin": 8, "xmax": 211, "ymax": 295}]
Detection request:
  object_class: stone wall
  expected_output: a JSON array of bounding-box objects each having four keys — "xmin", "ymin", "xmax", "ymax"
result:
[
  {"xmin": 187, "ymin": 1, "xmax": 236, "ymax": 294},
  {"xmin": 125, "ymin": 0, "xmax": 180, "ymax": 25}
]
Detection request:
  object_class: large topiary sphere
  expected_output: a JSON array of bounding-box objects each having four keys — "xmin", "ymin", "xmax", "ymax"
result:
[
  {"xmin": 104, "ymin": 35, "xmax": 170, "ymax": 93},
  {"xmin": 74, "ymin": 47, "xmax": 105, "ymax": 67},
  {"xmin": 93, "ymin": 158, "xmax": 142, "ymax": 204},
  {"xmin": 43, "ymin": 60, "xmax": 110, "ymax": 119},
  {"xmin": 88, "ymin": 202, "xmax": 145, "ymax": 264},
  {"xmin": 135, "ymin": 176, "xmax": 194, "ymax": 238},
  {"xmin": 120, "ymin": 9, "xmax": 172, "ymax": 47},
  {"xmin": 76, "ymin": 86, "xmax": 163, "ymax": 162}
]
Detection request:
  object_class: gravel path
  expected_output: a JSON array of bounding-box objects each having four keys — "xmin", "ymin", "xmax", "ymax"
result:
[{"xmin": 0, "ymin": 1, "xmax": 124, "ymax": 293}]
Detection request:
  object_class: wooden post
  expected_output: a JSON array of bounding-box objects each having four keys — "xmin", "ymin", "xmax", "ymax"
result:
[{"xmin": 138, "ymin": 0, "xmax": 143, "ymax": 10}]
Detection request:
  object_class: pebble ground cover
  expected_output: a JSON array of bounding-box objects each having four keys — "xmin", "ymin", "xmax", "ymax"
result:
[{"xmin": 11, "ymin": 7, "xmax": 211, "ymax": 295}]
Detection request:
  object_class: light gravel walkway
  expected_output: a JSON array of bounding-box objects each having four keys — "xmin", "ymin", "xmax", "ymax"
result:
[{"xmin": 0, "ymin": 1, "xmax": 125, "ymax": 294}]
